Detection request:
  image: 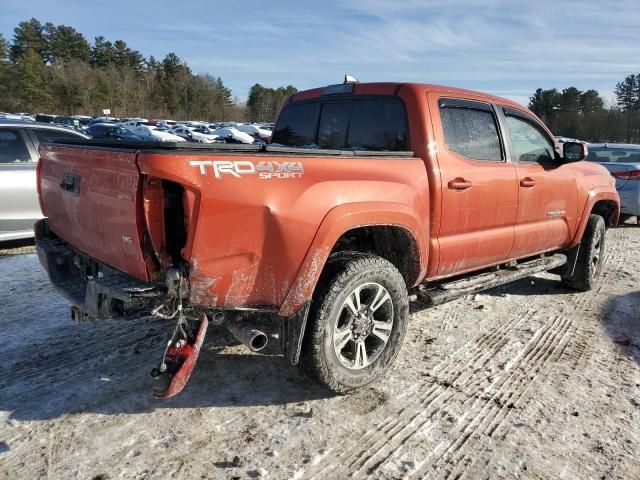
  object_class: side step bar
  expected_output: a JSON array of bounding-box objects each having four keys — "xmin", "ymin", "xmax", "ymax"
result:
[{"xmin": 417, "ymin": 254, "xmax": 567, "ymax": 307}]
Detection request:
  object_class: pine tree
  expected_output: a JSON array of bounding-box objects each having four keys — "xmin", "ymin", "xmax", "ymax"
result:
[
  {"xmin": 0, "ymin": 34, "xmax": 8, "ymax": 63},
  {"xmin": 1, "ymin": 18, "xmax": 263, "ymax": 121},
  {"xmin": 615, "ymin": 74, "xmax": 640, "ymax": 111},
  {"xmin": 44, "ymin": 23, "xmax": 91, "ymax": 65},
  {"xmin": 0, "ymin": 34, "xmax": 13, "ymax": 111},
  {"xmin": 17, "ymin": 48, "xmax": 51, "ymax": 111},
  {"xmin": 91, "ymin": 36, "xmax": 116, "ymax": 66},
  {"xmin": 528, "ymin": 88, "xmax": 561, "ymax": 123},
  {"xmin": 11, "ymin": 18, "xmax": 47, "ymax": 62},
  {"xmin": 579, "ymin": 90, "xmax": 605, "ymax": 115}
]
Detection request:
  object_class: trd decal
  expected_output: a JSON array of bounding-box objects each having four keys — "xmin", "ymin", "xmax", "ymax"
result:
[
  {"xmin": 190, "ymin": 160, "xmax": 304, "ymax": 179},
  {"xmin": 546, "ymin": 209, "xmax": 566, "ymax": 217}
]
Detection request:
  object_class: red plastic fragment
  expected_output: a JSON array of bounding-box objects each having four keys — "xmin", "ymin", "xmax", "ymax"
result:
[{"xmin": 154, "ymin": 313, "xmax": 208, "ymax": 399}]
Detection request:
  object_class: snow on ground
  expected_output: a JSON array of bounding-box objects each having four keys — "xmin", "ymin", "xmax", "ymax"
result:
[{"xmin": 0, "ymin": 225, "xmax": 639, "ymax": 479}]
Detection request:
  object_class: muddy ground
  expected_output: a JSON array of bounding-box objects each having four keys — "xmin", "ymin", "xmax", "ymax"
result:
[{"xmin": 1, "ymin": 225, "xmax": 639, "ymax": 480}]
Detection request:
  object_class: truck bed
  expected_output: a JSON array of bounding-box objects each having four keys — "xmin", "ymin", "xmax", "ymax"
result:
[{"xmin": 37, "ymin": 140, "xmax": 425, "ymax": 315}]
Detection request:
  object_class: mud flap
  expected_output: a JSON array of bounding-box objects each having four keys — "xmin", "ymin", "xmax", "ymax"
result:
[{"xmin": 152, "ymin": 314, "xmax": 208, "ymax": 399}]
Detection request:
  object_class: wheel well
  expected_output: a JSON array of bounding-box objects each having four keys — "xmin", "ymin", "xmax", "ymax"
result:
[
  {"xmin": 329, "ymin": 226, "xmax": 420, "ymax": 286},
  {"xmin": 591, "ymin": 200, "xmax": 618, "ymax": 227}
]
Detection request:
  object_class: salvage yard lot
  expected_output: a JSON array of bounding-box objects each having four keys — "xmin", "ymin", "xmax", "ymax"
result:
[{"xmin": 1, "ymin": 225, "xmax": 639, "ymax": 480}]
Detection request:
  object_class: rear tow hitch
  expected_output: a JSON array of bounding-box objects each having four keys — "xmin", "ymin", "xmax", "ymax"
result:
[{"xmin": 151, "ymin": 306, "xmax": 208, "ymax": 399}]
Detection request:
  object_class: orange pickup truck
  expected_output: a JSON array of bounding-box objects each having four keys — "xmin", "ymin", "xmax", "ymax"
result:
[{"xmin": 35, "ymin": 80, "xmax": 619, "ymax": 398}]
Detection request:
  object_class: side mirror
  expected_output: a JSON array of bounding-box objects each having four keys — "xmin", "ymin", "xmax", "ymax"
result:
[{"xmin": 563, "ymin": 142, "xmax": 587, "ymax": 162}]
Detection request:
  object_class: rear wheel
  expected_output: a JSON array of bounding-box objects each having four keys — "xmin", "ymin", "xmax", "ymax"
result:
[
  {"xmin": 300, "ymin": 253, "xmax": 408, "ymax": 393},
  {"xmin": 561, "ymin": 214, "xmax": 606, "ymax": 291}
]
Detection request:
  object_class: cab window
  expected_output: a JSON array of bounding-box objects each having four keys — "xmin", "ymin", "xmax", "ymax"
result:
[
  {"xmin": 272, "ymin": 97, "xmax": 409, "ymax": 151},
  {"xmin": 503, "ymin": 111, "xmax": 556, "ymax": 163}
]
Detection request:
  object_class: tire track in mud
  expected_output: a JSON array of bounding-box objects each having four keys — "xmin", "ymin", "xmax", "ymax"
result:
[
  {"xmin": 417, "ymin": 315, "xmax": 575, "ymax": 480},
  {"xmin": 438, "ymin": 304, "xmax": 459, "ymax": 332},
  {"xmin": 418, "ymin": 229, "xmax": 633, "ymax": 479},
  {"xmin": 305, "ymin": 307, "xmax": 538, "ymax": 479},
  {"xmin": 358, "ymin": 313, "xmax": 572, "ymax": 479},
  {"xmin": 306, "ymin": 229, "xmax": 633, "ymax": 480}
]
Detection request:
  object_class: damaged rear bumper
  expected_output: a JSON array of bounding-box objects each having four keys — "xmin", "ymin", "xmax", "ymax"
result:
[
  {"xmin": 35, "ymin": 219, "xmax": 165, "ymax": 320},
  {"xmin": 35, "ymin": 219, "xmax": 311, "ymax": 366}
]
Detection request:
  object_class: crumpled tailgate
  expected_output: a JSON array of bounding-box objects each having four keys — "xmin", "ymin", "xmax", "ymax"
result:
[{"xmin": 38, "ymin": 144, "xmax": 150, "ymax": 281}]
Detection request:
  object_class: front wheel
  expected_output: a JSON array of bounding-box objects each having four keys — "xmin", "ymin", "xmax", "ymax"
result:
[
  {"xmin": 561, "ymin": 214, "xmax": 606, "ymax": 291},
  {"xmin": 300, "ymin": 254, "xmax": 409, "ymax": 394}
]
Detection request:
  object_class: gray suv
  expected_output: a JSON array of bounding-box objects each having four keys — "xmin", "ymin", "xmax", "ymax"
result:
[{"xmin": 0, "ymin": 120, "xmax": 87, "ymax": 241}]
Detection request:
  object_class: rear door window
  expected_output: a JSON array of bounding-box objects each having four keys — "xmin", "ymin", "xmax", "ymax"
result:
[
  {"xmin": 0, "ymin": 129, "xmax": 32, "ymax": 163},
  {"xmin": 439, "ymin": 99, "xmax": 503, "ymax": 161}
]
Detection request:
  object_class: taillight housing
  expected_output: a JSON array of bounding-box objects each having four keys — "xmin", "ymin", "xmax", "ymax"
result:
[
  {"xmin": 611, "ymin": 170, "xmax": 640, "ymax": 180},
  {"xmin": 36, "ymin": 157, "xmax": 46, "ymax": 215}
]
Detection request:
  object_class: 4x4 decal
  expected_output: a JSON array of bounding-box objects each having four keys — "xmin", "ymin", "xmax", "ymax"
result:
[{"xmin": 190, "ymin": 160, "xmax": 303, "ymax": 179}]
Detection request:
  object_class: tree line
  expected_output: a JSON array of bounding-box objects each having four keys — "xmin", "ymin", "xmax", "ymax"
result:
[
  {"xmin": 0, "ymin": 18, "xmax": 297, "ymax": 122},
  {"xmin": 528, "ymin": 74, "xmax": 640, "ymax": 143}
]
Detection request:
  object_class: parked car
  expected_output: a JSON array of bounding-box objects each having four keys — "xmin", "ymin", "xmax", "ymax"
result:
[
  {"xmin": 35, "ymin": 81, "xmax": 619, "ymax": 398},
  {"xmin": 87, "ymin": 123, "xmax": 142, "ymax": 140},
  {"xmin": 0, "ymin": 120, "xmax": 87, "ymax": 241},
  {"xmin": 89, "ymin": 117, "xmax": 119, "ymax": 125},
  {"xmin": 120, "ymin": 121, "xmax": 186, "ymax": 142},
  {"xmin": 209, "ymin": 126, "xmax": 255, "ymax": 144},
  {"xmin": 34, "ymin": 114, "xmax": 57, "ymax": 124},
  {"xmin": 53, "ymin": 116, "xmax": 86, "ymax": 132},
  {"xmin": 149, "ymin": 119, "xmax": 176, "ymax": 129},
  {"xmin": 587, "ymin": 143, "xmax": 640, "ymax": 224},
  {"xmin": 168, "ymin": 125, "xmax": 220, "ymax": 143},
  {"xmin": 71, "ymin": 115, "xmax": 94, "ymax": 130},
  {"xmin": 236, "ymin": 123, "xmax": 272, "ymax": 141},
  {"xmin": 0, "ymin": 113, "xmax": 35, "ymax": 121}
]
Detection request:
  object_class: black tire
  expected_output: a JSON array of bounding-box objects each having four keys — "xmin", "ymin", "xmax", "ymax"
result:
[
  {"xmin": 300, "ymin": 253, "xmax": 408, "ymax": 394},
  {"xmin": 561, "ymin": 214, "xmax": 606, "ymax": 291}
]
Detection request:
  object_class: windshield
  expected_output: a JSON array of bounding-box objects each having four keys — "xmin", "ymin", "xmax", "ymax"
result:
[
  {"xmin": 272, "ymin": 96, "xmax": 409, "ymax": 151},
  {"xmin": 587, "ymin": 147, "xmax": 640, "ymax": 163}
]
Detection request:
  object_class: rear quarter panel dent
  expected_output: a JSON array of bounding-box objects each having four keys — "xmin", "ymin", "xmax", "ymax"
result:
[
  {"xmin": 278, "ymin": 202, "xmax": 428, "ymax": 317},
  {"xmin": 137, "ymin": 152, "xmax": 429, "ymax": 312}
]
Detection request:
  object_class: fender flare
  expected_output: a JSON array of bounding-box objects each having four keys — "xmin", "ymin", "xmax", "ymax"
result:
[
  {"xmin": 570, "ymin": 188, "xmax": 620, "ymax": 247},
  {"xmin": 278, "ymin": 202, "xmax": 426, "ymax": 364}
]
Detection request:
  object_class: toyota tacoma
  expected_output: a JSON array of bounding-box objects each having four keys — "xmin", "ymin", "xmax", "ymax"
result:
[{"xmin": 35, "ymin": 80, "xmax": 620, "ymax": 397}]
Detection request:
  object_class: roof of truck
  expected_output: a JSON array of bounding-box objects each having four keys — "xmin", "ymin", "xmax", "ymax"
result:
[{"xmin": 290, "ymin": 82, "xmax": 526, "ymax": 110}]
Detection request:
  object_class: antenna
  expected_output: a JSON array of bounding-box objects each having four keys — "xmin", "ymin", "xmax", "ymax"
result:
[{"xmin": 343, "ymin": 74, "xmax": 359, "ymax": 84}]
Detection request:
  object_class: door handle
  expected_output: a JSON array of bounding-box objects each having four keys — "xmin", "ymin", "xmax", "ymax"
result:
[
  {"xmin": 520, "ymin": 177, "xmax": 536, "ymax": 187},
  {"xmin": 448, "ymin": 178, "xmax": 472, "ymax": 190},
  {"xmin": 60, "ymin": 173, "xmax": 80, "ymax": 196}
]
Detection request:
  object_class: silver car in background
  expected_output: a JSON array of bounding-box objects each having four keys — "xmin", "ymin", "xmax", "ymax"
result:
[
  {"xmin": 587, "ymin": 143, "xmax": 640, "ymax": 225},
  {"xmin": 0, "ymin": 120, "xmax": 88, "ymax": 241}
]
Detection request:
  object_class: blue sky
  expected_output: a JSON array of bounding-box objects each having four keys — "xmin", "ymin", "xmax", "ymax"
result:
[{"xmin": 2, "ymin": 0, "xmax": 638, "ymax": 105}]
